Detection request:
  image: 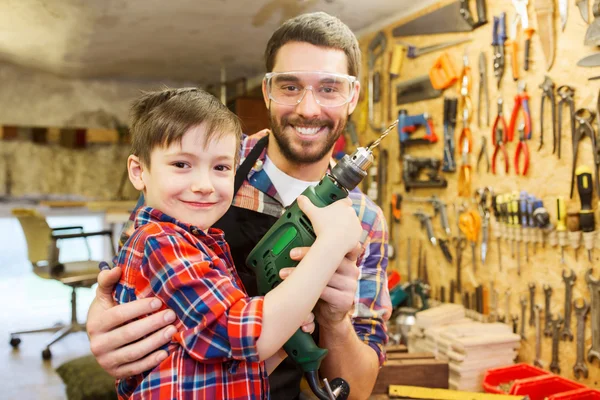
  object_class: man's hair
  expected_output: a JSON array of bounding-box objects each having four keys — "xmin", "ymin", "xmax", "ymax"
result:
[
  {"xmin": 130, "ymin": 87, "xmax": 242, "ymax": 167},
  {"xmin": 264, "ymin": 12, "xmax": 361, "ymax": 77}
]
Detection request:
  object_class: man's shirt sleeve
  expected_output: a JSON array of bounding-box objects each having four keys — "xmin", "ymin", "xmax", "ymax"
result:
[
  {"xmin": 353, "ymin": 206, "xmax": 392, "ymax": 366},
  {"xmin": 143, "ymin": 234, "xmax": 264, "ymax": 363}
]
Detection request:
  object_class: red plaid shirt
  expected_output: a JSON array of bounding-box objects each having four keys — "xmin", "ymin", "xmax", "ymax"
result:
[{"xmin": 113, "ymin": 207, "xmax": 269, "ymax": 399}]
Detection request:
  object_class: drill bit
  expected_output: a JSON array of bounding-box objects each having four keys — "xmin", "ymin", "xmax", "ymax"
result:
[{"xmin": 367, "ymin": 120, "xmax": 398, "ymax": 151}]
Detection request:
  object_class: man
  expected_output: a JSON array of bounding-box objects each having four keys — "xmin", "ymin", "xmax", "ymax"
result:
[{"xmin": 87, "ymin": 11, "xmax": 391, "ymax": 399}]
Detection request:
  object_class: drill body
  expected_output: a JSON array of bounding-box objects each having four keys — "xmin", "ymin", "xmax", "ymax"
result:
[{"xmin": 245, "ymin": 148, "xmax": 374, "ymax": 400}]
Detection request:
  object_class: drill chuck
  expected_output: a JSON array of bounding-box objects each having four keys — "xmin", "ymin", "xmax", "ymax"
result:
[{"xmin": 330, "ymin": 147, "xmax": 373, "ymax": 191}]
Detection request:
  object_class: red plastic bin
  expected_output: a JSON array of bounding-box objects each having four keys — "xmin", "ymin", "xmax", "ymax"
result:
[
  {"xmin": 548, "ymin": 388, "xmax": 600, "ymax": 399},
  {"xmin": 483, "ymin": 363, "xmax": 551, "ymax": 394},
  {"xmin": 510, "ymin": 375, "xmax": 586, "ymax": 400}
]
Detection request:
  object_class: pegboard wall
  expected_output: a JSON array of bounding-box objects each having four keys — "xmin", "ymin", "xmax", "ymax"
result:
[{"xmin": 353, "ymin": 0, "xmax": 600, "ymax": 388}]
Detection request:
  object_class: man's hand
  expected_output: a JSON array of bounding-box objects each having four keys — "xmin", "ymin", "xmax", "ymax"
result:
[
  {"xmin": 87, "ymin": 267, "xmax": 176, "ymax": 379},
  {"xmin": 280, "ymin": 243, "xmax": 362, "ymax": 327}
]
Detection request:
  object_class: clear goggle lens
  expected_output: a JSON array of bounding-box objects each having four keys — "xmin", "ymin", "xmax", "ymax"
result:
[{"xmin": 265, "ymin": 71, "xmax": 356, "ymax": 108}]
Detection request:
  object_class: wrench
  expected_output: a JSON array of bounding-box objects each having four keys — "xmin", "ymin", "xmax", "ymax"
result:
[
  {"xmin": 533, "ymin": 304, "xmax": 544, "ymax": 368},
  {"xmin": 561, "ymin": 269, "xmax": 576, "ymax": 341},
  {"xmin": 528, "ymin": 283, "xmax": 536, "ymax": 327},
  {"xmin": 573, "ymin": 298, "xmax": 590, "ymax": 379},
  {"xmin": 520, "ymin": 296, "xmax": 527, "ymax": 340},
  {"xmin": 543, "ymin": 284, "xmax": 553, "ymax": 337},
  {"xmin": 550, "ymin": 315, "xmax": 564, "ymax": 373},
  {"xmin": 585, "ymin": 269, "xmax": 600, "ymax": 364},
  {"xmin": 512, "ymin": 314, "xmax": 519, "ymax": 335}
]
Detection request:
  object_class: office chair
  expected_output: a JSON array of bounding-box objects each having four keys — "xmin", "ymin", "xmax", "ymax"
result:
[{"xmin": 9, "ymin": 208, "xmax": 115, "ymax": 360}]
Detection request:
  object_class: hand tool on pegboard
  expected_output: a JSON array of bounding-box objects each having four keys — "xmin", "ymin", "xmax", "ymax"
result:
[
  {"xmin": 459, "ymin": 208, "xmax": 481, "ymax": 274},
  {"xmin": 414, "ymin": 210, "xmax": 438, "ymax": 247},
  {"xmin": 573, "ymin": 298, "xmax": 590, "ymax": 379},
  {"xmin": 577, "ymin": 52, "xmax": 600, "ymax": 67},
  {"xmin": 510, "ymin": 192, "xmax": 522, "ymax": 274},
  {"xmin": 391, "ymin": 0, "xmax": 487, "ymax": 37},
  {"xmin": 442, "ymin": 97, "xmax": 458, "ymax": 172},
  {"xmin": 507, "ymin": 0, "xmax": 526, "ymax": 80},
  {"xmin": 576, "ymin": 165, "xmax": 596, "ymax": 261},
  {"xmin": 584, "ymin": 0, "xmax": 600, "ymax": 46},
  {"xmin": 491, "ymin": 192, "xmax": 504, "ymax": 271},
  {"xmin": 538, "ymin": 76, "xmax": 556, "ymax": 152},
  {"xmin": 567, "ymin": 212, "xmax": 581, "ymax": 261},
  {"xmin": 559, "ymin": 0, "xmax": 568, "ymax": 31},
  {"xmin": 395, "ymin": 52, "xmax": 458, "ymax": 105},
  {"xmin": 571, "ymin": 109, "xmax": 600, "ymax": 199},
  {"xmin": 476, "ymin": 136, "xmax": 490, "ymax": 173},
  {"xmin": 508, "ymin": 81, "xmax": 532, "ymax": 143},
  {"xmin": 556, "ymin": 85, "xmax": 575, "ymax": 160},
  {"xmin": 388, "ymin": 43, "xmax": 406, "ymax": 122},
  {"xmin": 561, "ymin": 269, "xmax": 576, "ymax": 342},
  {"xmin": 405, "ymin": 196, "xmax": 451, "ymax": 237},
  {"xmin": 491, "ymin": 98, "xmax": 509, "ymax": 175},
  {"xmin": 492, "ymin": 12, "xmax": 507, "ymax": 88},
  {"xmin": 397, "ymin": 38, "xmax": 472, "ymax": 59},
  {"xmin": 534, "ymin": 0, "xmax": 556, "ymax": 70},
  {"xmin": 368, "ymin": 31, "xmax": 387, "ymax": 133},
  {"xmin": 519, "ymin": 191, "xmax": 531, "ymax": 262},
  {"xmin": 527, "ymin": 194, "xmax": 538, "ymax": 254},
  {"xmin": 514, "ymin": 125, "xmax": 530, "ymax": 176},
  {"xmin": 585, "ymin": 269, "xmax": 600, "ymax": 365},
  {"xmin": 477, "ymin": 52, "xmax": 490, "ymax": 128},
  {"xmin": 556, "ymin": 196, "xmax": 568, "ymax": 264},
  {"xmin": 458, "ymin": 52, "xmax": 473, "ymax": 198},
  {"xmin": 578, "ymin": 0, "xmax": 590, "ymax": 23},
  {"xmin": 476, "ymin": 187, "xmax": 492, "ymax": 265}
]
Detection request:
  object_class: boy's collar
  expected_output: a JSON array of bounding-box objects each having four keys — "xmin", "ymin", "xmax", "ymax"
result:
[{"xmin": 135, "ymin": 206, "xmax": 224, "ymax": 238}]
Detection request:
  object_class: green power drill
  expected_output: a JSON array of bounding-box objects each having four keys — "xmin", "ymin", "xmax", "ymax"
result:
[{"xmin": 246, "ymin": 123, "xmax": 395, "ymax": 400}]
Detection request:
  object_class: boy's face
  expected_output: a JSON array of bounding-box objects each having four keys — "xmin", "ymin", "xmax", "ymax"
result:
[
  {"xmin": 262, "ymin": 41, "xmax": 360, "ymax": 164},
  {"xmin": 128, "ymin": 124, "xmax": 236, "ymax": 230}
]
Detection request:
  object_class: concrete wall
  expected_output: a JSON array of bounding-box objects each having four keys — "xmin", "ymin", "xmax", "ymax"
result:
[{"xmin": 0, "ymin": 60, "xmax": 197, "ymax": 200}]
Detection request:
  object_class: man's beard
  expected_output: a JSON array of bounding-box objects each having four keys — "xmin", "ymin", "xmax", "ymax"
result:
[{"xmin": 269, "ymin": 112, "xmax": 346, "ymax": 165}]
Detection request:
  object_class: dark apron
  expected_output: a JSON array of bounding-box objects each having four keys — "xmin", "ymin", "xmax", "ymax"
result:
[{"xmin": 213, "ymin": 135, "xmax": 317, "ymax": 400}]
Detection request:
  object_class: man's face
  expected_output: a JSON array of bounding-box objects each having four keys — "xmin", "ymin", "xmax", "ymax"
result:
[
  {"xmin": 129, "ymin": 125, "xmax": 236, "ymax": 230},
  {"xmin": 263, "ymin": 41, "xmax": 360, "ymax": 164}
]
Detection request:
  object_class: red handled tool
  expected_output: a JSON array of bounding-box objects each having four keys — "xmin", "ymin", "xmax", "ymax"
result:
[
  {"xmin": 514, "ymin": 124, "xmax": 530, "ymax": 175},
  {"xmin": 508, "ymin": 81, "xmax": 532, "ymax": 142}
]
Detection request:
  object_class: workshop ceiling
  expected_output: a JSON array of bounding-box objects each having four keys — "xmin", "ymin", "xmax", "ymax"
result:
[{"xmin": 0, "ymin": 0, "xmax": 422, "ymax": 85}]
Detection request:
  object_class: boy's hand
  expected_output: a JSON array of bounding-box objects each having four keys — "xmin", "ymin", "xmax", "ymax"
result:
[
  {"xmin": 301, "ymin": 312, "xmax": 316, "ymax": 334},
  {"xmin": 296, "ymin": 195, "xmax": 362, "ymax": 255},
  {"xmin": 87, "ymin": 267, "xmax": 176, "ymax": 379},
  {"xmin": 281, "ymin": 243, "xmax": 363, "ymax": 328}
]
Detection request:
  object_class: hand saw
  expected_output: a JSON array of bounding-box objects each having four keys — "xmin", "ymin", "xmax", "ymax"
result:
[{"xmin": 392, "ymin": 0, "xmax": 487, "ymax": 37}]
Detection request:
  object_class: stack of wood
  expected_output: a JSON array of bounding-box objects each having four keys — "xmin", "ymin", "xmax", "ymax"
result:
[{"xmin": 407, "ymin": 304, "xmax": 521, "ymax": 392}]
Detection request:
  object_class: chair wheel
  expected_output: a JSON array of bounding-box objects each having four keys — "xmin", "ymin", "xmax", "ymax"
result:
[
  {"xmin": 42, "ymin": 348, "xmax": 52, "ymax": 360},
  {"xmin": 9, "ymin": 337, "xmax": 21, "ymax": 348}
]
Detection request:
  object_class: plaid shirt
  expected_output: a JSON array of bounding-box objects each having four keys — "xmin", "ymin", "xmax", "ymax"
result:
[
  {"xmin": 121, "ymin": 129, "xmax": 391, "ymax": 366},
  {"xmin": 113, "ymin": 207, "xmax": 268, "ymax": 400}
]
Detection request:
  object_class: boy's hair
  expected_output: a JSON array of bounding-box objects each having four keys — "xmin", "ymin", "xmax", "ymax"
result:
[
  {"xmin": 130, "ymin": 87, "xmax": 242, "ymax": 167},
  {"xmin": 264, "ymin": 12, "xmax": 361, "ymax": 78}
]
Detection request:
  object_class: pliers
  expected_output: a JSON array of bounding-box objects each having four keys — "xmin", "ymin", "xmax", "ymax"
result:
[
  {"xmin": 557, "ymin": 85, "xmax": 575, "ymax": 160},
  {"xmin": 492, "ymin": 13, "xmax": 507, "ymax": 88},
  {"xmin": 514, "ymin": 124, "xmax": 530, "ymax": 175},
  {"xmin": 538, "ymin": 76, "xmax": 556, "ymax": 151},
  {"xmin": 492, "ymin": 98, "xmax": 509, "ymax": 174},
  {"xmin": 571, "ymin": 108, "xmax": 600, "ymax": 198},
  {"xmin": 508, "ymin": 81, "xmax": 532, "ymax": 142},
  {"xmin": 477, "ymin": 136, "xmax": 490, "ymax": 173}
]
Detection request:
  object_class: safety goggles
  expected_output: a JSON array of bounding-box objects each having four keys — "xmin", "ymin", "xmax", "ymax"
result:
[{"xmin": 264, "ymin": 71, "xmax": 357, "ymax": 108}]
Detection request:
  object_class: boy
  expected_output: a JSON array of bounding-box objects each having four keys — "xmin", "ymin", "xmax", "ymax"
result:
[{"xmin": 113, "ymin": 87, "xmax": 363, "ymax": 399}]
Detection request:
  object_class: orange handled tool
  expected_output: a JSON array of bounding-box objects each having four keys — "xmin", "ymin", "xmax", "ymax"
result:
[{"xmin": 429, "ymin": 52, "xmax": 458, "ymax": 90}]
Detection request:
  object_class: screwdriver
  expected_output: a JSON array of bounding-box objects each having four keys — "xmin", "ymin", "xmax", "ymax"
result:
[
  {"xmin": 492, "ymin": 193, "xmax": 503, "ymax": 271},
  {"xmin": 576, "ymin": 166, "xmax": 596, "ymax": 261},
  {"xmin": 566, "ymin": 212, "xmax": 581, "ymax": 261},
  {"xmin": 511, "ymin": 192, "xmax": 521, "ymax": 274},
  {"xmin": 527, "ymin": 195, "xmax": 537, "ymax": 254},
  {"xmin": 556, "ymin": 196, "xmax": 567, "ymax": 264},
  {"xmin": 520, "ymin": 191, "xmax": 530, "ymax": 262}
]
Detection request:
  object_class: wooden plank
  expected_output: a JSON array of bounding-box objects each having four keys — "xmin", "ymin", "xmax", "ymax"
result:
[
  {"xmin": 372, "ymin": 359, "xmax": 449, "ymax": 394},
  {"xmin": 385, "ymin": 344, "xmax": 408, "ymax": 353},
  {"xmin": 386, "ymin": 351, "xmax": 435, "ymax": 360}
]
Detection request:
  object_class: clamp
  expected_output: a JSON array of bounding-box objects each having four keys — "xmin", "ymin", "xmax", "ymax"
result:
[
  {"xmin": 557, "ymin": 85, "xmax": 576, "ymax": 160},
  {"xmin": 508, "ymin": 81, "xmax": 532, "ymax": 142},
  {"xmin": 514, "ymin": 124, "xmax": 530, "ymax": 175},
  {"xmin": 538, "ymin": 76, "xmax": 556, "ymax": 152},
  {"xmin": 492, "ymin": 98, "xmax": 509, "ymax": 174}
]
